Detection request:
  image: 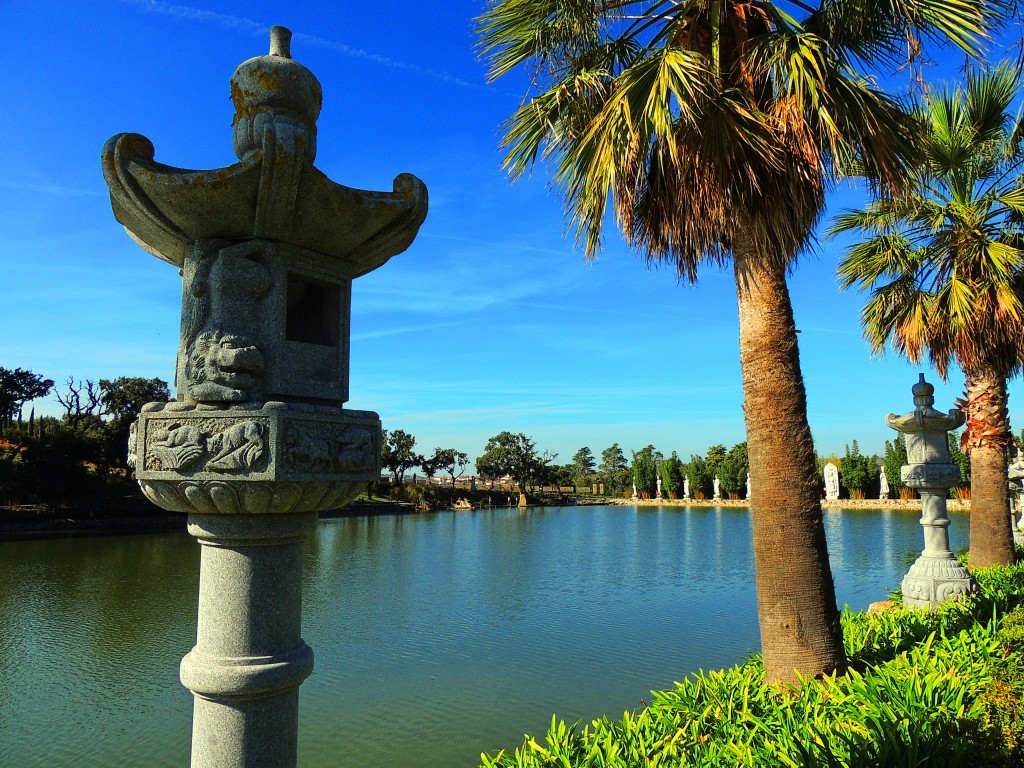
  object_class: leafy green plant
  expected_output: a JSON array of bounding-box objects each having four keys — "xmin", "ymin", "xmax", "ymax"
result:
[{"xmin": 840, "ymin": 441, "xmax": 873, "ymax": 499}]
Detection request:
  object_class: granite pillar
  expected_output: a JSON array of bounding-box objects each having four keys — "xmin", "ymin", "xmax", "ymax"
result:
[{"xmin": 180, "ymin": 514, "xmax": 315, "ymax": 768}]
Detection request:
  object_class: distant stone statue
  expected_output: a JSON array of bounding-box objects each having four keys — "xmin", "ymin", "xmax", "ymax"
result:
[
  {"xmin": 878, "ymin": 467, "xmax": 890, "ymax": 499},
  {"xmin": 745, "ymin": 472, "xmax": 752, "ymax": 499},
  {"xmin": 823, "ymin": 462, "xmax": 840, "ymax": 501},
  {"xmin": 631, "ymin": 482, "xmax": 638, "ymax": 500},
  {"xmin": 683, "ymin": 476, "xmax": 690, "ymax": 500},
  {"xmin": 712, "ymin": 475, "xmax": 721, "ymax": 501},
  {"xmin": 1008, "ymin": 450, "xmax": 1024, "ymax": 539},
  {"xmin": 656, "ymin": 474, "xmax": 662, "ymax": 499}
]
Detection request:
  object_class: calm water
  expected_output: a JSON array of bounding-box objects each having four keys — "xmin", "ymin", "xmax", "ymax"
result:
[{"xmin": 0, "ymin": 505, "xmax": 964, "ymax": 767}]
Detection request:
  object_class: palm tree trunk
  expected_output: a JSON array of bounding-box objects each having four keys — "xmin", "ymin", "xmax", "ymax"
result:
[
  {"xmin": 733, "ymin": 234, "xmax": 845, "ymax": 684},
  {"xmin": 965, "ymin": 370, "xmax": 1015, "ymax": 567}
]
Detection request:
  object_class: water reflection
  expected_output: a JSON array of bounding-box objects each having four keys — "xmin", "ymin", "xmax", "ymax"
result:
[{"xmin": 0, "ymin": 504, "xmax": 964, "ymax": 768}]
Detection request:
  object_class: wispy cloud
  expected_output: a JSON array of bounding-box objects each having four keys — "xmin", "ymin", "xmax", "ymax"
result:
[
  {"xmin": 351, "ymin": 320, "xmax": 463, "ymax": 342},
  {"xmin": 124, "ymin": 0, "xmax": 499, "ymax": 94},
  {"xmin": 0, "ymin": 179, "xmax": 105, "ymax": 197}
]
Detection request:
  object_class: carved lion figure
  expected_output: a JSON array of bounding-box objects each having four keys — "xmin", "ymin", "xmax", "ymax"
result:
[
  {"xmin": 207, "ymin": 421, "xmax": 266, "ymax": 471},
  {"xmin": 186, "ymin": 330, "xmax": 265, "ymax": 403}
]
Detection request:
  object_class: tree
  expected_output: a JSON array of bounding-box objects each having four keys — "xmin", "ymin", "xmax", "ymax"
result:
[
  {"xmin": 533, "ymin": 460, "xmax": 563, "ymax": 490},
  {"xmin": 719, "ymin": 442, "xmax": 750, "ymax": 498},
  {"xmin": 704, "ymin": 444, "xmax": 728, "ymax": 480},
  {"xmin": 685, "ymin": 454, "xmax": 714, "ymax": 501},
  {"xmin": 834, "ymin": 64, "xmax": 1024, "ymax": 567},
  {"xmin": 99, "ymin": 377, "xmax": 170, "ymax": 467},
  {"xmin": 420, "ymin": 453, "xmax": 439, "ymax": 480},
  {"xmin": 55, "ymin": 378, "xmax": 103, "ymax": 431},
  {"xmin": 883, "ymin": 434, "xmax": 908, "ymax": 499},
  {"xmin": 659, "ymin": 451, "xmax": 685, "ymax": 498},
  {"xmin": 949, "ymin": 431, "xmax": 972, "ymax": 492},
  {"xmin": 571, "ymin": 446, "xmax": 597, "ymax": 488},
  {"xmin": 599, "ymin": 442, "xmax": 630, "ymax": 495},
  {"xmin": 428, "ymin": 447, "xmax": 470, "ymax": 487},
  {"xmin": 599, "ymin": 443, "xmax": 627, "ymax": 473},
  {"xmin": 839, "ymin": 441, "xmax": 873, "ymax": 499},
  {"xmin": 99, "ymin": 377, "xmax": 170, "ymax": 422},
  {"xmin": 478, "ymin": 0, "xmax": 1000, "ymax": 682},
  {"xmin": 631, "ymin": 444, "xmax": 659, "ymax": 496},
  {"xmin": 553, "ymin": 463, "xmax": 577, "ymax": 491},
  {"xmin": 381, "ymin": 429, "xmax": 421, "ymax": 486},
  {"xmin": 476, "ymin": 432, "xmax": 554, "ymax": 493},
  {"xmin": 0, "ymin": 368, "xmax": 53, "ymax": 430}
]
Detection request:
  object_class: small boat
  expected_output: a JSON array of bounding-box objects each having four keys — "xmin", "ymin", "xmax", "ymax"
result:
[{"xmin": 453, "ymin": 498, "xmax": 473, "ymax": 511}]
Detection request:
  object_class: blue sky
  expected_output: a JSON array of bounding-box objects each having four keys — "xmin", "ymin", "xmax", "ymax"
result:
[{"xmin": 3, "ymin": 1, "xmax": 1020, "ymax": 468}]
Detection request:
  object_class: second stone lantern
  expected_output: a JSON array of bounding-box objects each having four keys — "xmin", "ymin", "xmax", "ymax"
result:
[
  {"xmin": 102, "ymin": 28, "xmax": 426, "ymax": 768},
  {"xmin": 887, "ymin": 375, "xmax": 978, "ymax": 610}
]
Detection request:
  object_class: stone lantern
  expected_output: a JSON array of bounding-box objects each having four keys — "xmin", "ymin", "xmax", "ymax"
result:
[
  {"xmin": 102, "ymin": 27, "xmax": 426, "ymax": 768},
  {"xmin": 886, "ymin": 374, "xmax": 978, "ymax": 610}
]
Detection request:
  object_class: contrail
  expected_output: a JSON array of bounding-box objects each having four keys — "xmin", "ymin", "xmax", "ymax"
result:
[{"xmin": 123, "ymin": 0, "xmax": 498, "ymax": 94}]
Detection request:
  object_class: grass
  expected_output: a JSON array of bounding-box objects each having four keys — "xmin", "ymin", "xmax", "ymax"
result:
[{"xmin": 479, "ymin": 560, "xmax": 1024, "ymax": 768}]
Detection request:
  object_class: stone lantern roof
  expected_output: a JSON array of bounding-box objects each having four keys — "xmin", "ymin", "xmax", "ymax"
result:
[
  {"xmin": 885, "ymin": 373, "xmax": 965, "ymax": 435},
  {"xmin": 101, "ymin": 26, "xmax": 427, "ymax": 278}
]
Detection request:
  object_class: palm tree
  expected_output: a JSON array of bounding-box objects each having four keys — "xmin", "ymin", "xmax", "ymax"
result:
[
  {"xmin": 477, "ymin": 0, "xmax": 1003, "ymax": 684},
  {"xmin": 833, "ymin": 63, "xmax": 1024, "ymax": 568}
]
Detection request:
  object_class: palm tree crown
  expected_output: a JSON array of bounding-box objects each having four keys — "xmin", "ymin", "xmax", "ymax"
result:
[
  {"xmin": 832, "ymin": 63, "xmax": 1024, "ymax": 567},
  {"xmin": 834, "ymin": 63, "xmax": 1024, "ymax": 384},
  {"xmin": 478, "ymin": 0, "xmax": 1000, "ymax": 279}
]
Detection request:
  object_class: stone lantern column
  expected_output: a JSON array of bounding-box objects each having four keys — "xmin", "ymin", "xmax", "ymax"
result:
[
  {"xmin": 102, "ymin": 27, "xmax": 426, "ymax": 768},
  {"xmin": 887, "ymin": 374, "xmax": 978, "ymax": 610}
]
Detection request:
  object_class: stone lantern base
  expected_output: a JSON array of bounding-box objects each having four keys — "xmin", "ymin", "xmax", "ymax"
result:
[
  {"xmin": 895, "ymin": 459, "xmax": 978, "ymax": 611},
  {"xmin": 900, "ymin": 554, "xmax": 978, "ymax": 610}
]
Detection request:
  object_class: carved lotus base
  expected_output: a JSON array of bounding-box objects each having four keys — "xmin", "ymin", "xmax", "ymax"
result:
[
  {"xmin": 901, "ymin": 555, "xmax": 979, "ymax": 610},
  {"xmin": 139, "ymin": 478, "xmax": 366, "ymax": 514},
  {"xmin": 132, "ymin": 401, "xmax": 380, "ymax": 514}
]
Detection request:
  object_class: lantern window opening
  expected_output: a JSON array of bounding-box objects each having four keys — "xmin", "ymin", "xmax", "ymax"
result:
[{"xmin": 285, "ymin": 273, "xmax": 340, "ymax": 347}]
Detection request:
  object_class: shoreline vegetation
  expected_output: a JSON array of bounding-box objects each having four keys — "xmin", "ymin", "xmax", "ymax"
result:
[
  {"xmin": 0, "ymin": 492, "xmax": 969, "ymax": 538},
  {"xmin": 619, "ymin": 496, "xmax": 972, "ymax": 511}
]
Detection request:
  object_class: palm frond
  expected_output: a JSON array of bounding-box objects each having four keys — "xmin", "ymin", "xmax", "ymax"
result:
[{"xmin": 835, "ymin": 63, "xmax": 1024, "ymax": 380}]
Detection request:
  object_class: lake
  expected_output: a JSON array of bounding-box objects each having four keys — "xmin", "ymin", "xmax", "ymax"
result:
[{"xmin": 0, "ymin": 504, "xmax": 961, "ymax": 767}]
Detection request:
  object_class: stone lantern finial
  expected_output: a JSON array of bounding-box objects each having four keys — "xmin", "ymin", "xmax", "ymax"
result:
[
  {"xmin": 912, "ymin": 373, "xmax": 934, "ymax": 407},
  {"xmin": 269, "ymin": 25, "xmax": 292, "ymax": 57},
  {"xmin": 230, "ymin": 26, "xmax": 322, "ymax": 162}
]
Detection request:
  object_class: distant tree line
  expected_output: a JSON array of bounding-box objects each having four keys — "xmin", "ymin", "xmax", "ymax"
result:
[
  {"xmin": 378, "ymin": 425, "xmax": 982, "ymax": 504},
  {"xmin": 1, "ymin": 366, "xmax": 169, "ymax": 510}
]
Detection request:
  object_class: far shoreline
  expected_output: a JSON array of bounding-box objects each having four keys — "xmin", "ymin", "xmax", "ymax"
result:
[{"xmin": 613, "ymin": 497, "xmax": 971, "ymax": 511}]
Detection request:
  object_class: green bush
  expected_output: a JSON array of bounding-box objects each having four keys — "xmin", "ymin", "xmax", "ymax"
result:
[{"xmin": 480, "ymin": 561, "xmax": 1024, "ymax": 768}]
